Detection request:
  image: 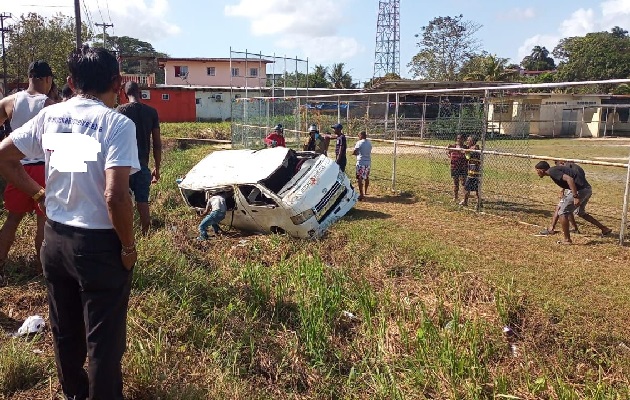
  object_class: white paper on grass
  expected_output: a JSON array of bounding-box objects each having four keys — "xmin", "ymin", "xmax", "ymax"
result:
[{"xmin": 16, "ymin": 315, "xmax": 45, "ymax": 336}]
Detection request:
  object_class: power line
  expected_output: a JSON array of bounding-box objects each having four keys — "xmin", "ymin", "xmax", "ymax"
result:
[
  {"xmin": 94, "ymin": 0, "xmax": 105, "ymax": 25},
  {"xmin": 105, "ymin": 0, "xmax": 113, "ymax": 24},
  {"xmin": 15, "ymin": 4, "xmax": 72, "ymax": 7},
  {"xmin": 82, "ymin": 0, "xmax": 95, "ymax": 34}
]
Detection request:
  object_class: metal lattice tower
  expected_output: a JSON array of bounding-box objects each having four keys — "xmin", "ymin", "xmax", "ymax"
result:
[{"xmin": 373, "ymin": 0, "xmax": 400, "ymax": 78}]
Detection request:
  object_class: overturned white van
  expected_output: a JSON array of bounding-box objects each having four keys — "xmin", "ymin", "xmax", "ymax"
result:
[{"xmin": 177, "ymin": 147, "xmax": 358, "ymax": 238}]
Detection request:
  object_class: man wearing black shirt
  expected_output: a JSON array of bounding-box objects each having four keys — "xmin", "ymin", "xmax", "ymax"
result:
[
  {"xmin": 535, "ymin": 160, "xmax": 612, "ymax": 244},
  {"xmin": 116, "ymin": 81, "xmax": 162, "ymax": 235}
]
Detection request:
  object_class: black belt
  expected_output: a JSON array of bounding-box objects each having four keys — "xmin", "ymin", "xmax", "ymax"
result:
[{"xmin": 24, "ymin": 161, "xmax": 45, "ymax": 166}]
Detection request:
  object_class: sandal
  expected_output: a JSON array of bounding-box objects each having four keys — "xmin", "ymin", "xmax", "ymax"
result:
[
  {"xmin": 556, "ymin": 240, "xmax": 573, "ymax": 245},
  {"xmin": 535, "ymin": 228, "xmax": 556, "ymax": 236}
]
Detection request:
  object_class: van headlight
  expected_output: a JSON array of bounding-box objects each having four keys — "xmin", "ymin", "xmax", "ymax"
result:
[{"xmin": 291, "ymin": 209, "xmax": 315, "ymax": 225}]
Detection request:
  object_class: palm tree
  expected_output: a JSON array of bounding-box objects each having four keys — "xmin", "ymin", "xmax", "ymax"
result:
[
  {"xmin": 530, "ymin": 46, "xmax": 549, "ymax": 62},
  {"xmin": 521, "ymin": 46, "xmax": 555, "ymax": 71},
  {"xmin": 309, "ymin": 65, "xmax": 329, "ymax": 88},
  {"xmin": 463, "ymin": 55, "xmax": 514, "ymax": 82},
  {"xmin": 327, "ymin": 63, "xmax": 353, "ymax": 88}
]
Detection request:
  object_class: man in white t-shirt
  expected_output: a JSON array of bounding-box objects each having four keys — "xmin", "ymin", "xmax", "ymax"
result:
[
  {"xmin": 198, "ymin": 192, "xmax": 227, "ymax": 240},
  {"xmin": 352, "ymin": 130, "xmax": 372, "ymax": 201},
  {"xmin": 0, "ymin": 46, "xmax": 139, "ymax": 400}
]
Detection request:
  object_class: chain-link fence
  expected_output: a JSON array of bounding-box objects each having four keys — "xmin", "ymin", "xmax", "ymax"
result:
[{"xmin": 231, "ymin": 83, "xmax": 630, "ymax": 244}]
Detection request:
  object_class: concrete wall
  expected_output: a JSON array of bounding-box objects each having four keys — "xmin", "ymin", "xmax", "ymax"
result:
[{"xmin": 163, "ymin": 60, "xmax": 268, "ymax": 87}]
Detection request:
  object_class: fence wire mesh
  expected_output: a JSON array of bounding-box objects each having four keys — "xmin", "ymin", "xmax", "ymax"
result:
[{"xmin": 231, "ymin": 87, "xmax": 630, "ymax": 244}]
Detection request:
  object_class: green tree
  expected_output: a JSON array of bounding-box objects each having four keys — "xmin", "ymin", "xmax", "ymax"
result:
[
  {"xmin": 364, "ymin": 72, "xmax": 401, "ymax": 89},
  {"xmin": 309, "ymin": 65, "xmax": 329, "ymax": 88},
  {"xmin": 326, "ymin": 63, "xmax": 354, "ymax": 88},
  {"xmin": 553, "ymin": 28, "xmax": 630, "ymax": 82},
  {"xmin": 611, "ymin": 26, "xmax": 628, "ymax": 38},
  {"xmin": 5, "ymin": 13, "xmax": 91, "ymax": 87},
  {"xmin": 521, "ymin": 46, "xmax": 555, "ymax": 71},
  {"xmin": 408, "ymin": 14, "xmax": 482, "ymax": 80},
  {"xmin": 462, "ymin": 54, "xmax": 514, "ymax": 81}
]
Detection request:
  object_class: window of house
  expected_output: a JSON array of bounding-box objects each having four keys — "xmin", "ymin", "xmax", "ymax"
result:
[
  {"xmin": 195, "ymin": 98, "xmax": 201, "ymax": 105},
  {"xmin": 231, "ymin": 68, "xmax": 240, "ymax": 77},
  {"xmin": 249, "ymin": 68, "xmax": 258, "ymax": 77},
  {"xmin": 162, "ymin": 94, "xmax": 170, "ymax": 101},
  {"xmin": 174, "ymin": 65, "xmax": 188, "ymax": 77},
  {"xmin": 207, "ymin": 67, "xmax": 216, "ymax": 76}
]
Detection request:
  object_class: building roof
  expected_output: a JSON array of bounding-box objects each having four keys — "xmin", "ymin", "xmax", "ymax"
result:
[
  {"xmin": 368, "ymin": 79, "xmax": 516, "ymax": 92},
  {"xmin": 158, "ymin": 57, "xmax": 274, "ymax": 64},
  {"xmin": 178, "ymin": 147, "xmax": 289, "ymax": 190}
]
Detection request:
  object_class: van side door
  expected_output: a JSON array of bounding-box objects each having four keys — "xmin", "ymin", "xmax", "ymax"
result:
[{"xmin": 237, "ymin": 184, "xmax": 288, "ymax": 234}]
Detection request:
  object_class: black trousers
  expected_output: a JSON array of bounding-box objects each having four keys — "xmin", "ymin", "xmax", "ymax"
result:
[{"xmin": 42, "ymin": 220, "xmax": 132, "ymax": 400}]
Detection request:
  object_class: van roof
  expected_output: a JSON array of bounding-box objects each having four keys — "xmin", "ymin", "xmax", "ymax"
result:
[{"xmin": 178, "ymin": 147, "xmax": 290, "ymax": 190}]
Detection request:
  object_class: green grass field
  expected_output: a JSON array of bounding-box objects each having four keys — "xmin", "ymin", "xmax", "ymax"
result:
[{"xmin": 0, "ymin": 124, "xmax": 629, "ymax": 399}]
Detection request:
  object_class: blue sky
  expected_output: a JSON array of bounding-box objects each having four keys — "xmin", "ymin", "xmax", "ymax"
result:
[{"xmin": 6, "ymin": 0, "xmax": 630, "ymax": 83}]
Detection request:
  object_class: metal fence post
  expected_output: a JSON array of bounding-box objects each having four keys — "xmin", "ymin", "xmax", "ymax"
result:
[
  {"xmin": 384, "ymin": 93, "xmax": 390, "ymax": 134},
  {"xmin": 477, "ymin": 90, "xmax": 490, "ymax": 212},
  {"xmin": 392, "ymin": 93, "xmax": 399, "ymax": 191},
  {"xmin": 620, "ymin": 150, "xmax": 630, "ymax": 245}
]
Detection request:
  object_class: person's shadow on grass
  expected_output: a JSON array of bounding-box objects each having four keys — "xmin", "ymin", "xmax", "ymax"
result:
[{"xmin": 345, "ymin": 208, "xmax": 391, "ymax": 220}]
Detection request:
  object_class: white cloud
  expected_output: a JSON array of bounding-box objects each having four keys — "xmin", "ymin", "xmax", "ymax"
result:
[
  {"xmin": 559, "ymin": 8, "xmax": 596, "ymax": 37},
  {"xmin": 3, "ymin": 0, "xmax": 180, "ymax": 42},
  {"xmin": 224, "ymin": 0, "xmax": 362, "ymax": 64},
  {"xmin": 85, "ymin": 0, "xmax": 180, "ymax": 41},
  {"xmin": 497, "ymin": 7, "xmax": 536, "ymax": 21},
  {"xmin": 275, "ymin": 36, "xmax": 363, "ymax": 64},
  {"xmin": 517, "ymin": 1, "xmax": 630, "ymax": 62}
]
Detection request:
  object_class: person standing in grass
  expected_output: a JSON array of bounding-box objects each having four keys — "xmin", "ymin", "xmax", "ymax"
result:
[
  {"xmin": 0, "ymin": 60, "xmax": 55, "ymax": 274},
  {"xmin": 198, "ymin": 192, "xmax": 227, "ymax": 240},
  {"xmin": 0, "ymin": 46, "xmax": 139, "ymax": 399},
  {"xmin": 265, "ymin": 124, "xmax": 286, "ymax": 148},
  {"xmin": 332, "ymin": 123, "xmax": 347, "ymax": 172},
  {"xmin": 116, "ymin": 81, "xmax": 162, "ymax": 235},
  {"xmin": 459, "ymin": 136, "xmax": 481, "ymax": 207},
  {"xmin": 303, "ymin": 124, "xmax": 318, "ymax": 151},
  {"xmin": 353, "ymin": 130, "xmax": 372, "ymax": 201},
  {"xmin": 447, "ymin": 134, "xmax": 468, "ymax": 202},
  {"xmin": 535, "ymin": 160, "xmax": 612, "ymax": 244}
]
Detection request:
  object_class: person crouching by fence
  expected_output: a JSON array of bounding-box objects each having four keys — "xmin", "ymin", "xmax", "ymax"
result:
[
  {"xmin": 534, "ymin": 160, "xmax": 612, "ymax": 244},
  {"xmin": 459, "ymin": 136, "xmax": 481, "ymax": 207},
  {"xmin": 447, "ymin": 134, "xmax": 468, "ymax": 202},
  {"xmin": 198, "ymin": 192, "xmax": 227, "ymax": 241}
]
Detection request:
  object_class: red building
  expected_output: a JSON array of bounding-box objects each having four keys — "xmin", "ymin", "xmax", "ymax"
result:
[{"xmin": 118, "ymin": 86, "xmax": 196, "ymax": 123}]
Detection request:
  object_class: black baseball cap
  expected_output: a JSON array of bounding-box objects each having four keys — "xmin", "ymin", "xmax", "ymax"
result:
[{"xmin": 28, "ymin": 60, "xmax": 53, "ymax": 78}]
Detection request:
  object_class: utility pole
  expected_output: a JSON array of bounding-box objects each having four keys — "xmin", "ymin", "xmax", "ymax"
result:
[
  {"xmin": 74, "ymin": 0, "xmax": 81, "ymax": 49},
  {"xmin": 95, "ymin": 22, "xmax": 114, "ymax": 49},
  {"xmin": 0, "ymin": 13, "xmax": 11, "ymax": 98}
]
